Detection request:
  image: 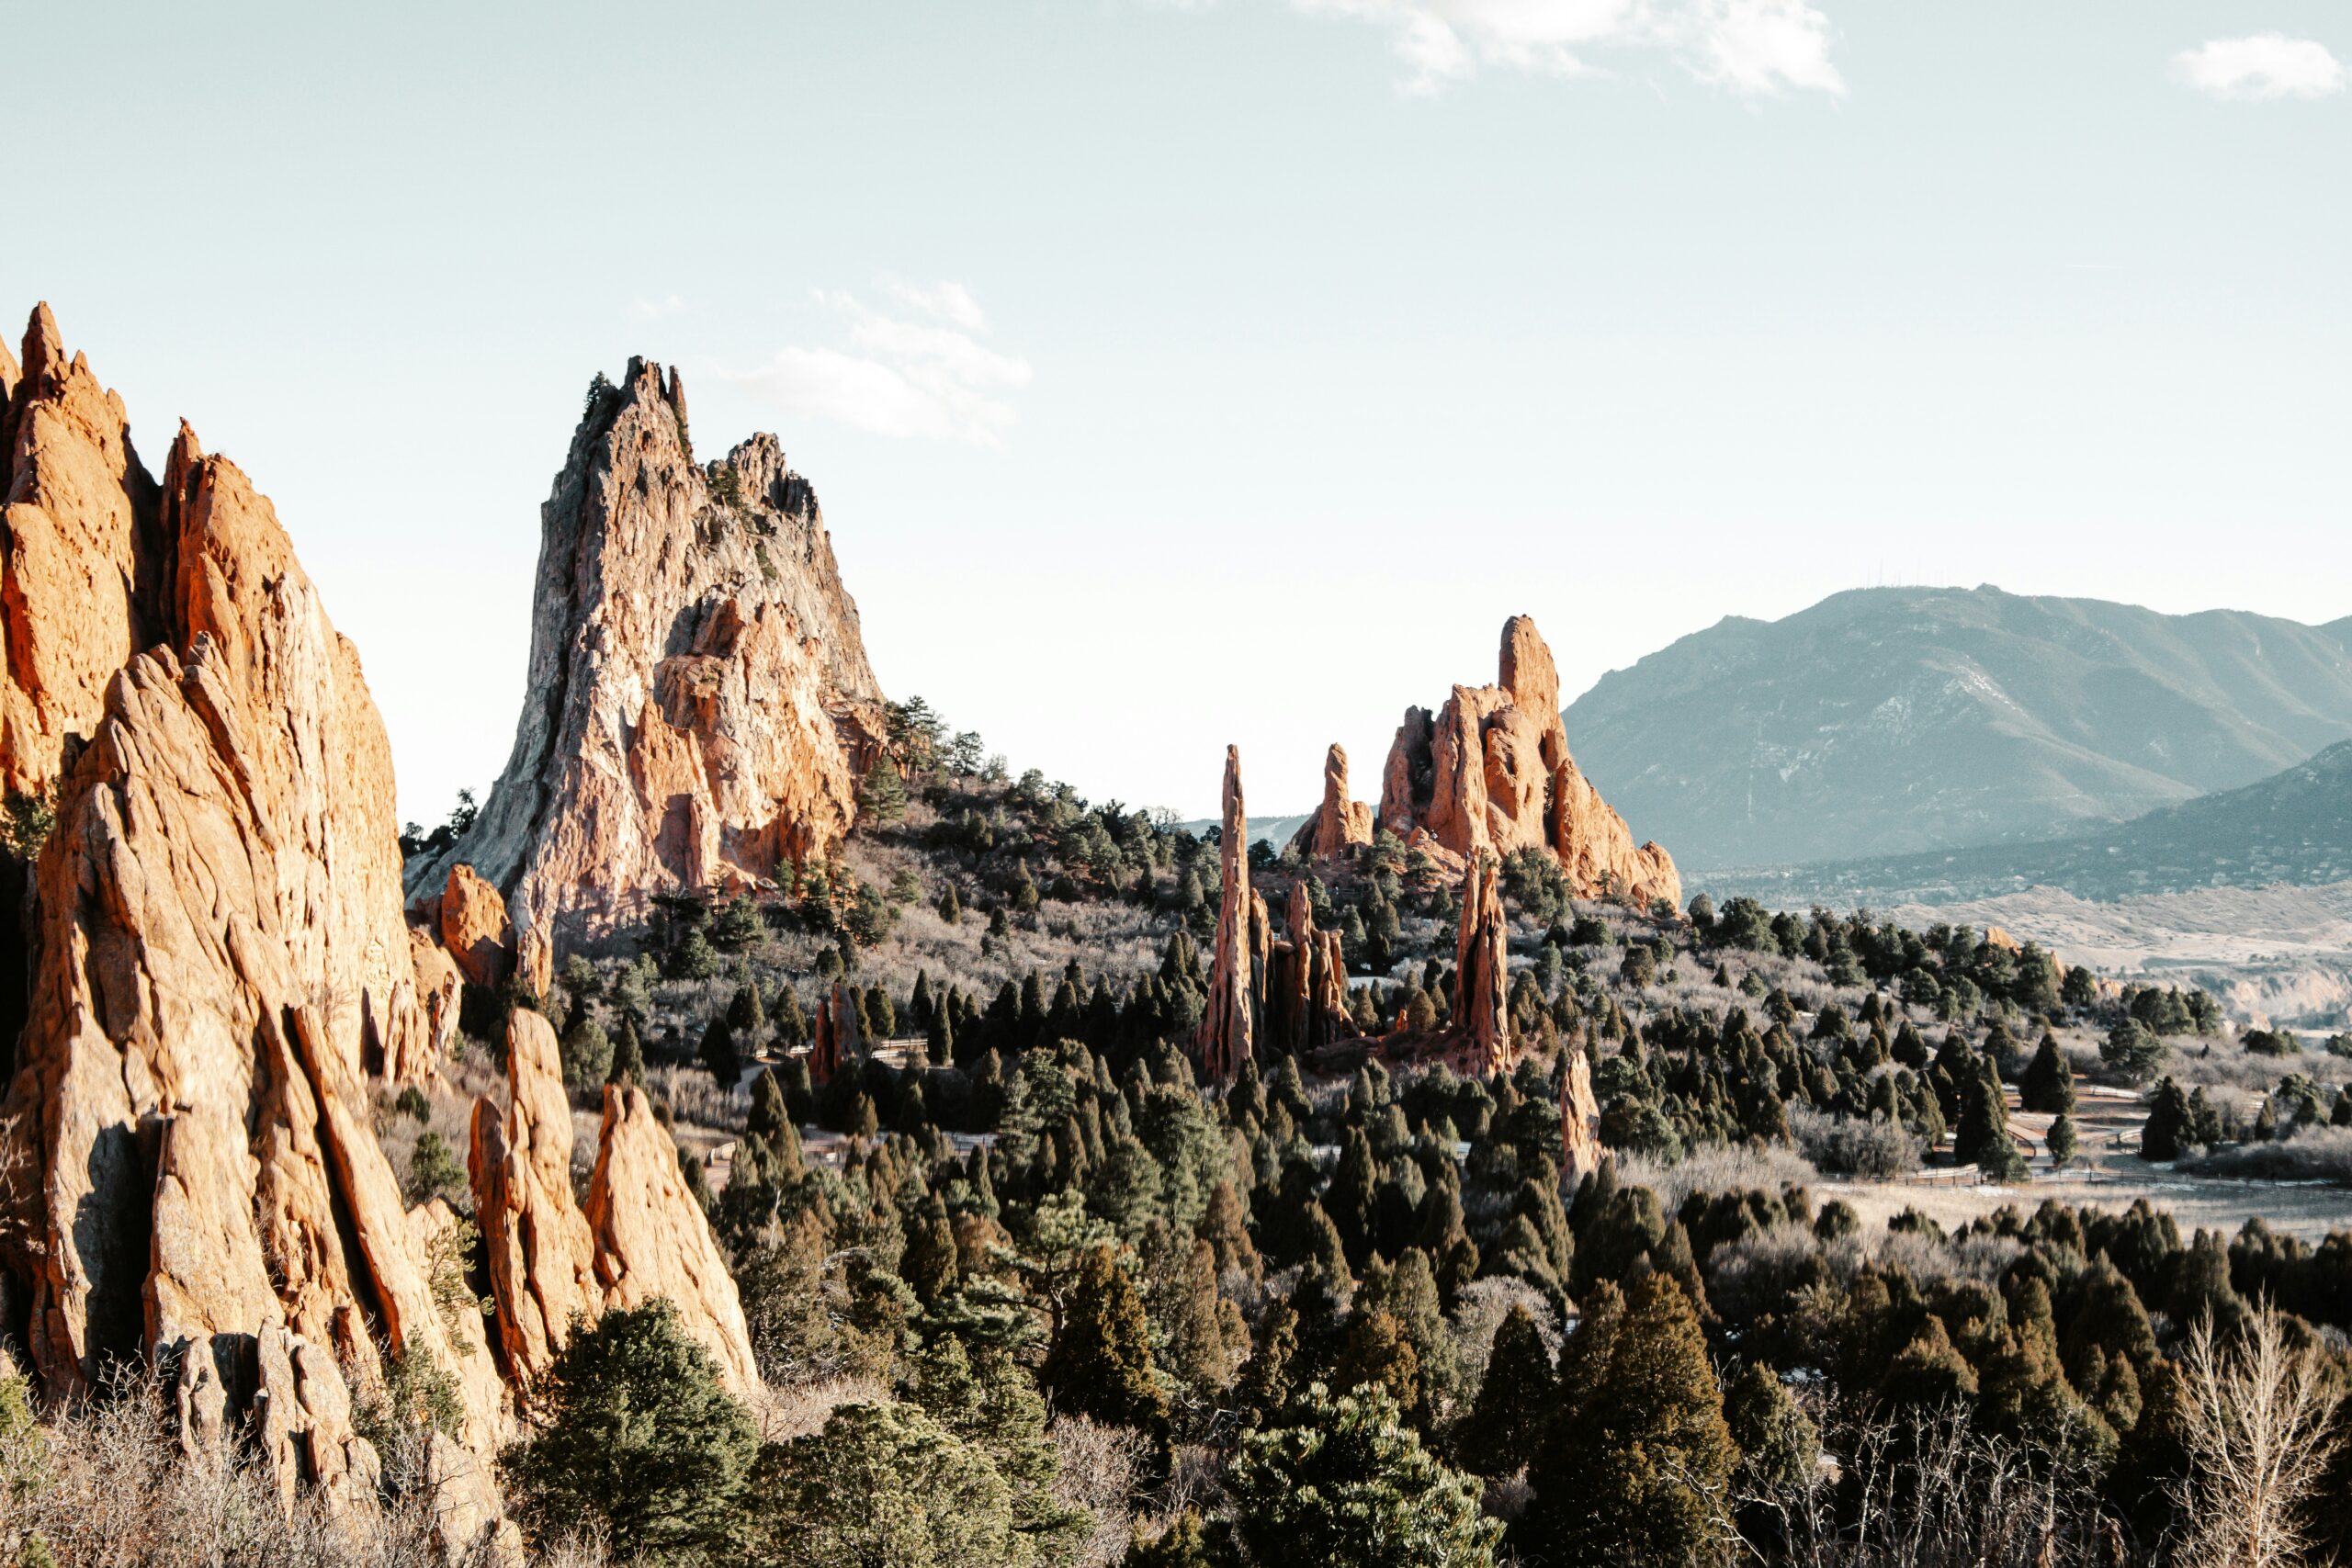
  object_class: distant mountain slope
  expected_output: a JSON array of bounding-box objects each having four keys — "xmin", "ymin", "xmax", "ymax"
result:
[
  {"xmin": 1562, "ymin": 585, "xmax": 2352, "ymax": 870},
  {"xmin": 1701, "ymin": 739, "xmax": 2352, "ymax": 908}
]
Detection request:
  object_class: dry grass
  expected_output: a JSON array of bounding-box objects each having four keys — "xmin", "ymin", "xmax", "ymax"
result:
[
  {"xmin": 2181, "ymin": 1125, "xmax": 2352, "ymax": 1187},
  {"xmin": 1048, "ymin": 1416, "xmax": 1151, "ymax": 1568},
  {"xmin": 1617, "ymin": 1141, "xmax": 1819, "ymax": 1213},
  {"xmin": 0, "ymin": 1366, "xmax": 604, "ymax": 1568}
]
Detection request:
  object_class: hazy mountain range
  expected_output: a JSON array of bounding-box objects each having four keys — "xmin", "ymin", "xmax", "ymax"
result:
[{"xmin": 1561, "ymin": 585, "xmax": 2352, "ymax": 874}]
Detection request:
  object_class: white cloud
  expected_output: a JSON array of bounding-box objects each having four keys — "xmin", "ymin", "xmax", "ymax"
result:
[
  {"xmin": 2172, "ymin": 34, "xmax": 2346, "ymax": 100},
  {"xmin": 629, "ymin": 293, "xmax": 688, "ymax": 319},
  {"xmin": 1283, "ymin": 0, "xmax": 1843, "ymax": 96},
  {"xmin": 721, "ymin": 284, "xmax": 1031, "ymax": 446}
]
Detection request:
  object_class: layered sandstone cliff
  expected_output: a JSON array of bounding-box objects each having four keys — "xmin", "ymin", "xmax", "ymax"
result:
[
  {"xmin": 0, "ymin": 310, "xmax": 502, "ymax": 1516},
  {"xmin": 414, "ymin": 359, "xmax": 888, "ymax": 976},
  {"xmin": 1375, "ymin": 615, "xmax": 1679, "ymax": 911}
]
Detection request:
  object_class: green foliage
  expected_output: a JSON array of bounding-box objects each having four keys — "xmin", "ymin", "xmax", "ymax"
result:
[
  {"xmin": 2100, "ymin": 1017, "xmax": 2166, "ymax": 1083},
  {"xmin": 503, "ymin": 1301, "xmax": 758, "ymax": 1565},
  {"xmin": 1041, "ymin": 1244, "xmax": 1168, "ymax": 1438},
  {"xmin": 1520, "ymin": 1273, "xmax": 1739, "ymax": 1567},
  {"xmin": 2018, "ymin": 1032, "xmax": 2075, "ymax": 1114},
  {"xmin": 404, "ymin": 1131, "xmax": 466, "ymax": 1207},
  {"xmin": 1459, "ymin": 1303, "xmax": 1552, "ymax": 1477},
  {"xmin": 752, "ymin": 1401, "xmax": 1023, "ymax": 1568},
  {"xmin": 1227, "ymin": 1382, "xmax": 1499, "ymax": 1568},
  {"xmin": 560, "ymin": 1011, "xmax": 612, "ymax": 1092}
]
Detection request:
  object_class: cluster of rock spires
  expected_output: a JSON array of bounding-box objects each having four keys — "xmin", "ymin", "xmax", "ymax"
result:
[
  {"xmin": 0, "ymin": 308, "xmax": 756, "ymax": 1552},
  {"xmin": 406, "ymin": 356, "xmax": 889, "ymax": 991},
  {"xmin": 1293, "ymin": 615, "xmax": 1680, "ymax": 912}
]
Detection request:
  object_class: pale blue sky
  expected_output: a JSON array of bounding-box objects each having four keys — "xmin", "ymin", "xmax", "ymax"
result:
[{"xmin": 6, "ymin": 1, "xmax": 2346, "ymax": 827}]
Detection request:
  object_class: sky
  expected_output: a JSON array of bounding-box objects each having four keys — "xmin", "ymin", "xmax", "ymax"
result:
[{"xmin": 6, "ymin": 0, "xmax": 2348, "ymax": 828}]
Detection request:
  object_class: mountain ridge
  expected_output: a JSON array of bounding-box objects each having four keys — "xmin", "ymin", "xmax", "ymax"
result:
[{"xmin": 1561, "ymin": 583, "xmax": 2352, "ymax": 871}]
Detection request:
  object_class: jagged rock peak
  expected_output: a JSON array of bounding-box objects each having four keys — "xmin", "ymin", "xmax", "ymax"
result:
[
  {"xmin": 1376, "ymin": 614, "xmax": 1679, "ymax": 911},
  {"xmin": 412, "ymin": 354, "xmax": 889, "ymax": 969}
]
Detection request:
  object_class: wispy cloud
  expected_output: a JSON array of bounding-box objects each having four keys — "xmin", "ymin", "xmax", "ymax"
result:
[
  {"xmin": 722, "ymin": 282, "xmax": 1031, "ymax": 446},
  {"xmin": 2172, "ymin": 34, "xmax": 2345, "ymax": 100},
  {"xmin": 1283, "ymin": 0, "xmax": 1844, "ymax": 97},
  {"xmin": 630, "ymin": 293, "xmax": 688, "ymax": 320}
]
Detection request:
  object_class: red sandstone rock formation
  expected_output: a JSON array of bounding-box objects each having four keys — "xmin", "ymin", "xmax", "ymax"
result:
[
  {"xmin": 412, "ymin": 359, "xmax": 888, "ymax": 968},
  {"xmin": 0, "ymin": 308, "xmax": 509, "ymax": 1533},
  {"xmin": 808, "ymin": 980, "xmax": 863, "ymax": 1086},
  {"xmin": 582, "ymin": 1082, "xmax": 760, "ymax": 1393},
  {"xmin": 1196, "ymin": 747, "xmax": 1256, "ymax": 1086},
  {"xmin": 1377, "ymin": 615, "xmax": 1679, "ymax": 911},
  {"xmin": 1451, "ymin": 854, "xmax": 1513, "ymax": 1075},
  {"xmin": 1289, "ymin": 743, "xmax": 1374, "ymax": 861},
  {"xmin": 469, "ymin": 1011, "xmax": 760, "ymax": 1399},
  {"xmin": 469, "ymin": 1011, "xmax": 599, "ymax": 1392},
  {"xmin": 0, "ymin": 308, "xmax": 432, "ymax": 1084},
  {"xmin": 1560, "ymin": 1045, "xmax": 1606, "ymax": 1189},
  {"xmin": 1265, "ymin": 881, "xmax": 1362, "ymax": 1055},
  {"xmin": 431, "ymin": 863, "xmax": 514, "ymax": 991}
]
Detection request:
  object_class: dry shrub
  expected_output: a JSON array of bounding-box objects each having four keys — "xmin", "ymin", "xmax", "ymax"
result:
[
  {"xmin": 2167, "ymin": 1304, "xmax": 2346, "ymax": 1568},
  {"xmin": 1048, "ymin": 1415, "xmax": 1150, "ymax": 1567},
  {"xmin": 0, "ymin": 1366, "xmax": 605, "ymax": 1568},
  {"xmin": 2180, "ymin": 1125, "xmax": 2352, "ymax": 1187},
  {"xmin": 1618, "ymin": 1140, "xmax": 1819, "ymax": 1213},
  {"xmin": 746, "ymin": 1373, "xmax": 888, "ymax": 1444},
  {"xmin": 1748, "ymin": 1402, "xmax": 2120, "ymax": 1568},
  {"xmin": 1791, "ymin": 1108, "xmax": 1923, "ymax": 1179}
]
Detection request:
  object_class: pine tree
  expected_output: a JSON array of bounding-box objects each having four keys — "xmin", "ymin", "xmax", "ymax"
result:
[
  {"xmin": 1955, "ymin": 1060, "xmax": 2028, "ymax": 1182},
  {"xmin": 1227, "ymin": 1382, "xmax": 1500, "ymax": 1568},
  {"xmin": 2142, "ymin": 1077, "xmax": 2194, "ymax": 1160},
  {"xmin": 607, "ymin": 1014, "xmax": 646, "ymax": 1087},
  {"xmin": 2047, "ymin": 1111, "xmax": 2078, "ymax": 1168},
  {"xmin": 772, "ymin": 987, "xmax": 808, "ymax": 1050},
  {"xmin": 1519, "ymin": 1272, "xmax": 1738, "ymax": 1567},
  {"xmin": 749, "ymin": 1068, "xmax": 790, "ymax": 1145},
  {"xmin": 2019, "ymin": 1031, "xmax": 2075, "ymax": 1114},
  {"xmin": 700, "ymin": 1014, "xmax": 741, "ymax": 1086},
  {"xmin": 1460, "ymin": 1303, "xmax": 1553, "ymax": 1477},
  {"xmin": 937, "ymin": 882, "xmax": 962, "ymax": 924},
  {"xmin": 1040, "ymin": 1244, "xmax": 1169, "ymax": 1438}
]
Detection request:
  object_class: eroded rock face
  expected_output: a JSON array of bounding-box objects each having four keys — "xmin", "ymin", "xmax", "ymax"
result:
[
  {"xmin": 1264, "ymin": 881, "xmax": 1361, "ymax": 1055},
  {"xmin": 1289, "ymin": 743, "xmax": 1374, "ymax": 862},
  {"xmin": 0, "ymin": 310, "xmax": 495, "ymax": 1529},
  {"xmin": 1376, "ymin": 615, "xmax": 1679, "ymax": 911},
  {"xmin": 1560, "ymin": 1046, "xmax": 1605, "ymax": 1190},
  {"xmin": 1196, "ymin": 747, "xmax": 1255, "ymax": 1086},
  {"xmin": 469, "ymin": 1010, "xmax": 597, "ymax": 1393},
  {"xmin": 413, "ymin": 360, "xmax": 887, "ymax": 967},
  {"xmin": 1451, "ymin": 854, "xmax": 1512, "ymax": 1075},
  {"xmin": 433, "ymin": 863, "xmax": 514, "ymax": 991},
  {"xmin": 582, "ymin": 1082, "xmax": 759, "ymax": 1394}
]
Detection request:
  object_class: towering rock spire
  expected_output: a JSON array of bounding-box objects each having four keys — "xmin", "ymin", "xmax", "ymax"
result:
[
  {"xmin": 1376, "ymin": 615, "xmax": 1679, "ymax": 911},
  {"xmin": 1452, "ymin": 852, "xmax": 1512, "ymax": 1075},
  {"xmin": 1266, "ymin": 880, "xmax": 1363, "ymax": 1055},
  {"xmin": 1560, "ymin": 1043, "xmax": 1606, "ymax": 1189},
  {"xmin": 1197, "ymin": 746, "xmax": 1256, "ymax": 1086},
  {"xmin": 1289, "ymin": 742, "xmax": 1374, "ymax": 861},
  {"xmin": 411, "ymin": 358, "xmax": 889, "ymax": 976}
]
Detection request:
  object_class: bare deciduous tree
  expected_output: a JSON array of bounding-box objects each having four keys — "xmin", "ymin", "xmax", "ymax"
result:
[{"xmin": 2168, "ymin": 1304, "xmax": 2346, "ymax": 1568}]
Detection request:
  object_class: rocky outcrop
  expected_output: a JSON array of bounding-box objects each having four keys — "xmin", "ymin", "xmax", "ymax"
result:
[
  {"xmin": 0, "ymin": 304, "xmax": 167, "ymax": 799},
  {"xmin": 1560, "ymin": 1046, "xmax": 1605, "ymax": 1189},
  {"xmin": 1265, "ymin": 881, "xmax": 1360, "ymax": 1055},
  {"xmin": 1197, "ymin": 747, "xmax": 1256, "ymax": 1086},
  {"xmin": 429, "ymin": 863, "xmax": 514, "ymax": 991},
  {"xmin": 582, "ymin": 1082, "xmax": 759, "ymax": 1393},
  {"xmin": 407, "ymin": 926, "xmax": 463, "ymax": 1069},
  {"xmin": 470, "ymin": 1012, "xmax": 758, "ymax": 1399},
  {"xmin": 0, "ymin": 309, "xmax": 507, "ymax": 1537},
  {"xmin": 413, "ymin": 359, "xmax": 888, "ymax": 967},
  {"xmin": 0, "ymin": 307, "xmax": 432, "ymax": 1084},
  {"xmin": 1451, "ymin": 854, "xmax": 1512, "ymax": 1075},
  {"xmin": 1377, "ymin": 615, "xmax": 1679, "ymax": 910},
  {"xmin": 469, "ymin": 1010, "xmax": 598, "ymax": 1393},
  {"xmin": 1289, "ymin": 743, "xmax": 1374, "ymax": 862}
]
